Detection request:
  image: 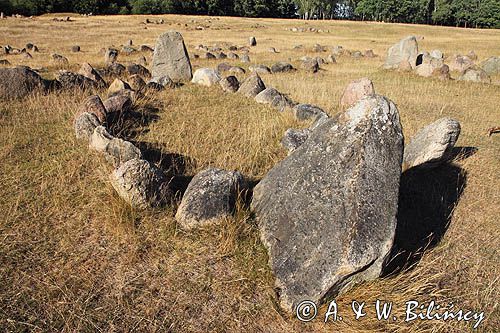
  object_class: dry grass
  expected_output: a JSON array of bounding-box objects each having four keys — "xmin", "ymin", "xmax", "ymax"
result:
[{"xmin": 1, "ymin": 14, "xmax": 499, "ymax": 332}]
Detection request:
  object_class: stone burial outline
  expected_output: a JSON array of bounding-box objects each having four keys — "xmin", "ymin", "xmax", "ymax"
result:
[{"xmin": 0, "ymin": 30, "xmax": 471, "ymax": 316}]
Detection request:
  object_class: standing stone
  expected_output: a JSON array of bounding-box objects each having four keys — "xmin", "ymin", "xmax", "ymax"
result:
[
  {"xmin": 249, "ymin": 37, "xmax": 257, "ymax": 47},
  {"xmin": 403, "ymin": 118, "xmax": 461, "ymax": 170},
  {"xmin": 175, "ymin": 168, "xmax": 245, "ymax": 229},
  {"xmin": 238, "ymin": 73, "xmax": 266, "ymax": 98},
  {"xmin": 111, "ymin": 159, "xmax": 173, "ymax": 209},
  {"xmin": 384, "ymin": 36, "xmax": 419, "ymax": 69},
  {"xmin": 191, "ymin": 68, "xmax": 222, "ymax": 87},
  {"xmin": 251, "ymin": 95, "xmax": 404, "ymax": 312},
  {"xmin": 152, "ymin": 31, "xmax": 192, "ymax": 82},
  {"xmin": 220, "ymin": 76, "xmax": 240, "ymax": 93},
  {"xmin": 340, "ymin": 78, "xmax": 375, "ymax": 109}
]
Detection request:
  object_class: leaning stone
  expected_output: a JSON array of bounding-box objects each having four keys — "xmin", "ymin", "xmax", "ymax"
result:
[
  {"xmin": 340, "ymin": 77, "xmax": 375, "ymax": 109},
  {"xmin": 103, "ymin": 95, "xmax": 133, "ymax": 115},
  {"xmin": 384, "ymin": 36, "xmax": 419, "ymax": 69},
  {"xmin": 281, "ymin": 128, "xmax": 311, "ymax": 154},
  {"xmin": 191, "ymin": 68, "xmax": 222, "ymax": 87},
  {"xmin": 175, "ymin": 168, "xmax": 245, "ymax": 229},
  {"xmin": 106, "ymin": 62, "xmax": 126, "ymax": 77},
  {"xmin": 293, "ymin": 104, "xmax": 328, "ymax": 121},
  {"xmin": 220, "ymin": 76, "xmax": 240, "ymax": 93},
  {"xmin": 105, "ymin": 138, "xmax": 143, "ymax": 167},
  {"xmin": 111, "ymin": 159, "xmax": 173, "ymax": 209},
  {"xmin": 74, "ymin": 112, "xmax": 100, "ymax": 140},
  {"xmin": 238, "ymin": 73, "xmax": 266, "ymax": 98},
  {"xmin": 76, "ymin": 95, "xmax": 107, "ymax": 123},
  {"xmin": 457, "ymin": 67, "xmax": 491, "ymax": 84},
  {"xmin": 251, "ymin": 95, "xmax": 404, "ymax": 312},
  {"xmin": 403, "ymin": 118, "xmax": 461, "ymax": 170},
  {"xmin": 152, "ymin": 31, "xmax": 192, "ymax": 82}
]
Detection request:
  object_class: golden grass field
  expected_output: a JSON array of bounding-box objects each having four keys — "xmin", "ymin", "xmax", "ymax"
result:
[{"xmin": 1, "ymin": 13, "xmax": 499, "ymax": 332}]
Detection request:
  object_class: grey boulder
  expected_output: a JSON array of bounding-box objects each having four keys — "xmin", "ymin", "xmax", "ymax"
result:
[
  {"xmin": 74, "ymin": 112, "xmax": 101, "ymax": 140},
  {"xmin": 251, "ymin": 95, "xmax": 404, "ymax": 312},
  {"xmin": 403, "ymin": 118, "xmax": 461, "ymax": 170},
  {"xmin": 152, "ymin": 31, "xmax": 192, "ymax": 82},
  {"xmin": 89, "ymin": 126, "xmax": 142, "ymax": 167},
  {"xmin": 175, "ymin": 168, "xmax": 245, "ymax": 229},
  {"xmin": 281, "ymin": 128, "xmax": 311, "ymax": 154},
  {"xmin": 384, "ymin": 36, "xmax": 419, "ymax": 69},
  {"xmin": 191, "ymin": 68, "xmax": 222, "ymax": 86},
  {"xmin": 293, "ymin": 104, "xmax": 328, "ymax": 121},
  {"xmin": 255, "ymin": 87, "xmax": 294, "ymax": 112},
  {"xmin": 480, "ymin": 56, "xmax": 500, "ymax": 75},
  {"xmin": 238, "ymin": 73, "xmax": 266, "ymax": 97},
  {"xmin": 220, "ymin": 76, "xmax": 240, "ymax": 93},
  {"xmin": 0, "ymin": 66, "xmax": 49, "ymax": 99}
]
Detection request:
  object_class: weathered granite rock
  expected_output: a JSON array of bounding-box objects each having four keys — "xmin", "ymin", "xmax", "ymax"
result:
[
  {"xmin": 108, "ymin": 78, "xmax": 131, "ymax": 96},
  {"xmin": 416, "ymin": 57, "xmax": 450, "ymax": 80},
  {"xmin": 255, "ymin": 87, "xmax": 294, "ymax": 112},
  {"xmin": 57, "ymin": 71, "xmax": 98, "ymax": 90},
  {"xmin": 481, "ymin": 56, "xmax": 500, "ymax": 75},
  {"xmin": 220, "ymin": 75, "xmax": 240, "ymax": 92},
  {"xmin": 0, "ymin": 66, "xmax": 48, "ymax": 99},
  {"xmin": 78, "ymin": 62, "xmax": 107, "ymax": 88},
  {"xmin": 238, "ymin": 73, "xmax": 266, "ymax": 97},
  {"xmin": 448, "ymin": 54, "xmax": 474, "ymax": 72},
  {"xmin": 403, "ymin": 118, "xmax": 461, "ymax": 170},
  {"xmin": 293, "ymin": 104, "xmax": 328, "ymax": 121},
  {"xmin": 251, "ymin": 95, "xmax": 404, "ymax": 312},
  {"xmin": 104, "ymin": 137, "xmax": 142, "ymax": 167},
  {"xmin": 301, "ymin": 58, "xmax": 319, "ymax": 73},
  {"xmin": 249, "ymin": 64, "xmax": 271, "ymax": 75},
  {"xmin": 281, "ymin": 128, "xmax": 311, "ymax": 154},
  {"xmin": 111, "ymin": 158, "xmax": 173, "ymax": 209},
  {"xmin": 458, "ymin": 67, "xmax": 491, "ymax": 83},
  {"xmin": 175, "ymin": 168, "xmax": 245, "ymax": 229},
  {"xmin": 105, "ymin": 48, "xmax": 119, "ymax": 64},
  {"xmin": 271, "ymin": 62, "xmax": 295, "ymax": 73},
  {"xmin": 76, "ymin": 95, "xmax": 107, "ymax": 123},
  {"xmin": 340, "ymin": 77, "xmax": 375, "ymax": 109},
  {"xmin": 106, "ymin": 62, "xmax": 126, "ymax": 77},
  {"xmin": 384, "ymin": 36, "xmax": 419, "ymax": 69},
  {"xmin": 103, "ymin": 95, "xmax": 133, "ymax": 115},
  {"xmin": 74, "ymin": 112, "xmax": 100, "ymax": 140},
  {"xmin": 152, "ymin": 31, "xmax": 192, "ymax": 82},
  {"xmin": 191, "ymin": 68, "xmax": 222, "ymax": 86}
]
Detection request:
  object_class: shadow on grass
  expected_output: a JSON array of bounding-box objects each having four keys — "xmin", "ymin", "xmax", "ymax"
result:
[{"xmin": 382, "ymin": 162, "xmax": 468, "ymax": 276}]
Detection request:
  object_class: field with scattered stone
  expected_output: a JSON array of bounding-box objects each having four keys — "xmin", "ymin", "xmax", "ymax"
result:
[{"xmin": 1, "ymin": 13, "xmax": 499, "ymax": 332}]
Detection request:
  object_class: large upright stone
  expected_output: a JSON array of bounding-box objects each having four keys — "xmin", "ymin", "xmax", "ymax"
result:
[
  {"xmin": 152, "ymin": 31, "xmax": 192, "ymax": 82},
  {"xmin": 251, "ymin": 95, "xmax": 404, "ymax": 312},
  {"xmin": 384, "ymin": 36, "xmax": 419, "ymax": 69},
  {"xmin": 403, "ymin": 118, "xmax": 461, "ymax": 170}
]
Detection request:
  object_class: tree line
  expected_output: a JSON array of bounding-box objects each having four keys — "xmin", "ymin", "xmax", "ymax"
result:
[{"xmin": 1, "ymin": 0, "xmax": 498, "ymax": 28}]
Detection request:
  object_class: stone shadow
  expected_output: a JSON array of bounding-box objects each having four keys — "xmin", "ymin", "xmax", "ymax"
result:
[
  {"xmin": 108, "ymin": 102, "xmax": 161, "ymax": 139},
  {"xmin": 382, "ymin": 163, "xmax": 467, "ymax": 276}
]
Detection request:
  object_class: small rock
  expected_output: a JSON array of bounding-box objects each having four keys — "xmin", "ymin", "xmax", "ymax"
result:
[
  {"xmin": 111, "ymin": 159, "xmax": 173, "ymax": 209},
  {"xmin": 78, "ymin": 62, "xmax": 107, "ymax": 88},
  {"xmin": 203, "ymin": 52, "xmax": 216, "ymax": 59},
  {"xmin": 128, "ymin": 74, "xmax": 146, "ymax": 91},
  {"xmin": 52, "ymin": 53, "xmax": 69, "ymax": 66},
  {"xmin": 229, "ymin": 66, "xmax": 245, "ymax": 74},
  {"xmin": 458, "ymin": 67, "xmax": 491, "ymax": 83},
  {"xmin": 108, "ymin": 78, "xmax": 131, "ymax": 96},
  {"xmin": 227, "ymin": 52, "xmax": 239, "ymax": 60},
  {"xmin": 74, "ymin": 112, "xmax": 100, "ymax": 140},
  {"xmin": 249, "ymin": 37, "xmax": 257, "ymax": 47},
  {"xmin": 268, "ymin": 47, "xmax": 278, "ymax": 53},
  {"xmin": 106, "ymin": 62, "xmax": 126, "ymax": 77},
  {"xmin": 217, "ymin": 62, "xmax": 232, "ymax": 72},
  {"xmin": 57, "ymin": 70, "xmax": 98, "ymax": 90},
  {"xmin": 340, "ymin": 77, "xmax": 375, "ymax": 109},
  {"xmin": 139, "ymin": 45, "xmax": 154, "ymax": 53},
  {"xmin": 301, "ymin": 58, "xmax": 319, "ymax": 73},
  {"xmin": 481, "ymin": 56, "xmax": 500, "ymax": 75},
  {"xmin": 293, "ymin": 104, "xmax": 328, "ymax": 121},
  {"xmin": 271, "ymin": 62, "xmax": 295, "ymax": 73},
  {"xmin": 255, "ymin": 87, "xmax": 294, "ymax": 112},
  {"xmin": 430, "ymin": 49, "xmax": 443, "ymax": 59},
  {"xmin": 403, "ymin": 118, "xmax": 461, "ymax": 170},
  {"xmin": 175, "ymin": 168, "xmax": 245, "ymax": 229},
  {"xmin": 364, "ymin": 50, "xmax": 375, "ymax": 58},
  {"xmin": 241, "ymin": 54, "xmax": 250, "ymax": 63},
  {"xmin": 281, "ymin": 128, "xmax": 311, "ymax": 154},
  {"xmin": 103, "ymin": 94, "xmax": 133, "ymax": 116},
  {"xmin": 238, "ymin": 73, "xmax": 266, "ymax": 98},
  {"xmin": 105, "ymin": 48, "xmax": 119, "ymax": 64},
  {"xmin": 149, "ymin": 75, "xmax": 175, "ymax": 89},
  {"xmin": 448, "ymin": 54, "xmax": 474, "ymax": 72},
  {"xmin": 191, "ymin": 68, "xmax": 222, "ymax": 86},
  {"xmin": 220, "ymin": 75, "xmax": 240, "ymax": 93},
  {"xmin": 326, "ymin": 54, "xmax": 337, "ymax": 63},
  {"xmin": 249, "ymin": 64, "xmax": 271, "ymax": 75},
  {"xmin": 71, "ymin": 45, "xmax": 80, "ymax": 52},
  {"xmin": 76, "ymin": 95, "xmax": 107, "ymax": 123},
  {"xmin": 122, "ymin": 46, "xmax": 137, "ymax": 55},
  {"xmin": 126, "ymin": 63, "xmax": 151, "ymax": 77}
]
